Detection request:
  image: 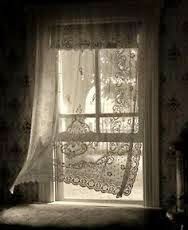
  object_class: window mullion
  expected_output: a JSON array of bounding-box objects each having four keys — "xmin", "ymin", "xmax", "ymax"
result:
[{"xmin": 95, "ymin": 49, "xmax": 100, "ymax": 133}]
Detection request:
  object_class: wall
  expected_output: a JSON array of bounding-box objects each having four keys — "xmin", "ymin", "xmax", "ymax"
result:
[
  {"xmin": 0, "ymin": 0, "xmax": 188, "ymax": 207},
  {"xmin": 160, "ymin": 0, "xmax": 188, "ymax": 206},
  {"xmin": 0, "ymin": 1, "xmax": 35, "ymax": 203}
]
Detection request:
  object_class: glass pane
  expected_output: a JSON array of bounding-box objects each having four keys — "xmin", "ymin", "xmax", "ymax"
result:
[
  {"xmin": 58, "ymin": 50, "xmax": 96, "ymax": 114},
  {"xmin": 59, "ymin": 117, "xmax": 96, "ymax": 133},
  {"xmin": 99, "ymin": 49, "xmax": 138, "ymax": 113},
  {"xmin": 100, "ymin": 117, "xmax": 139, "ymax": 133}
]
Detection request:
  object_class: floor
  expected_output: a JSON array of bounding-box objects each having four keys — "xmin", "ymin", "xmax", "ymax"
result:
[{"xmin": 0, "ymin": 203, "xmax": 169, "ymax": 230}]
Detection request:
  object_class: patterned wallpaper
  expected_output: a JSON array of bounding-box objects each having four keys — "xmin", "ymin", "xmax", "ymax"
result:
[
  {"xmin": 160, "ymin": 0, "xmax": 188, "ymax": 207},
  {"xmin": 0, "ymin": 0, "xmax": 188, "ymax": 206},
  {"xmin": 0, "ymin": 2, "xmax": 33, "ymax": 202}
]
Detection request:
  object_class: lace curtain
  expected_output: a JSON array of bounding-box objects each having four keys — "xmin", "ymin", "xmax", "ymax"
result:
[
  {"xmin": 55, "ymin": 45, "xmax": 142, "ymax": 197},
  {"xmin": 10, "ymin": 6, "xmax": 158, "ymax": 201}
]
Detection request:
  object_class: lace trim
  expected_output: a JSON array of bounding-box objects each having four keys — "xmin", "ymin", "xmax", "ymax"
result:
[{"xmin": 50, "ymin": 23, "xmax": 138, "ymax": 49}]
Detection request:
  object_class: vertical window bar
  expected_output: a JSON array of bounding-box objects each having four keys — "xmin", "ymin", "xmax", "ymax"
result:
[{"xmin": 95, "ymin": 49, "xmax": 100, "ymax": 133}]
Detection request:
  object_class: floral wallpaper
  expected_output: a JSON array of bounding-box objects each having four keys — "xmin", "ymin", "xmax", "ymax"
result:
[
  {"xmin": 0, "ymin": 2, "xmax": 34, "ymax": 202},
  {"xmin": 159, "ymin": 0, "xmax": 188, "ymax": 207},
  {"xmin": 0, "ymin": 0, "xmax": 188, "ymax": 206}
]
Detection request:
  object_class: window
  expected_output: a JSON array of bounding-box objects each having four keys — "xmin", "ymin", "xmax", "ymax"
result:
[
  {"xmin": 11, "ymin": 4, "xmax": 160, "ymax": 207},
  {"xmin": 55, "ymin": 47, "xmax": 143, "ymax": 202}
]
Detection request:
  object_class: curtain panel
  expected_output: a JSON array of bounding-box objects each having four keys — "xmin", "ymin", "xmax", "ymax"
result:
[{"xmin": 10, "ymin": 17, "xmax": 58, "ymax": 202}]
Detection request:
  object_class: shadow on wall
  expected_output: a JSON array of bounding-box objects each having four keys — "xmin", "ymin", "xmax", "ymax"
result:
[
  {"xmin": 0, "ymin": 162, "xmax": 12, "ymax": 205},
  {"xmin": 0, "ymin": 162, "xmax": 38, "ymax": 205}
]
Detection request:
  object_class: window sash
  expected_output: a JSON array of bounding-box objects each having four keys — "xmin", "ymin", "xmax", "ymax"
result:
[
  {"xmin": 58, "ymin": 48, "xmax": 142, "ymax": 136},
  {"xmin": 57, "ymin": 132, "xmax": 142, "ymax": 143},
  {"xmin": 58, "ymin": 113, "xmax": 142, "ymax": 135}
]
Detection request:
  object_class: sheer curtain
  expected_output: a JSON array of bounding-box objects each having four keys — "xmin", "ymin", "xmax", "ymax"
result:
[
  {"xmin": 52, "ymin": 20, "xmax": 142, "ymax": 198},
  {"xmin": 10, "ymin": 4, "xmax": 160, "ymax": 204},
  {"xmin": 10, "ymin": 16, "xmax": 58, "ymax": 201},
  {"xmin": 55, "ymin": 47, "xmax": 141, "ymax": 198}
]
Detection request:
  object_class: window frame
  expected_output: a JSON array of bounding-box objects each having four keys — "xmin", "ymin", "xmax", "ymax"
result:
[{"xmin": 50, "ymin": 7, "xmax": 160, "ymax": 208}]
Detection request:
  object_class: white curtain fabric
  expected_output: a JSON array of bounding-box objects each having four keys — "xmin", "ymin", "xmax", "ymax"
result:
[
  {"xmin": 10, "ymin": 18, "xmax": 58, "ymax": 201},
  {"xmin": 55, "ymin": 47, "xmax": 142, "ymax": 197},
  {"xmin": 10, "ymin": 5, "xmax": 160, "ymax": 202}
]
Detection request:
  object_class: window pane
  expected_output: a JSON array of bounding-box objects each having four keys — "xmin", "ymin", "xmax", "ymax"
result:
[
  {"xmin": 100, "ymin": 117, "xmax": 139, "ymax": 133},
  {"xmin": 99, "ymin": 49, "xmax": 138, "ymax": 113},
  {"xmin": 59, "ymin": 117, "xmax": 96, "ymax": 133},
  {"xmin": 58, "ymin": 50, "xmax": 96, "ymax": 114}
]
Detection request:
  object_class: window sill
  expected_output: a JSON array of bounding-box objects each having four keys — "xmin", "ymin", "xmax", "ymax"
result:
[{"xmin": 50, "ymin": 200, "xmax": 145, "ymax": 208}]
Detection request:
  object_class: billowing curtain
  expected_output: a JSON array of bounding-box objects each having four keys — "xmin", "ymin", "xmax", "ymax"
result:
[
  {"xmin": 10, "ymin": 5, "xmax": 159, "ymax": 201},
  {"xmin": 10, "ymin": 16, "xmax": 58, "ymax": 201}
]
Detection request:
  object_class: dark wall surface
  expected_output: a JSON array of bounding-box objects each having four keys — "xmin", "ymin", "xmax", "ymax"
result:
[
  {"xmin": 160, "ymin": 0, "xmax": 188, "ymax": 207},
  {"xmin": 0, "ymin": 0, "xmax": 188, "ymax": 207}
]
